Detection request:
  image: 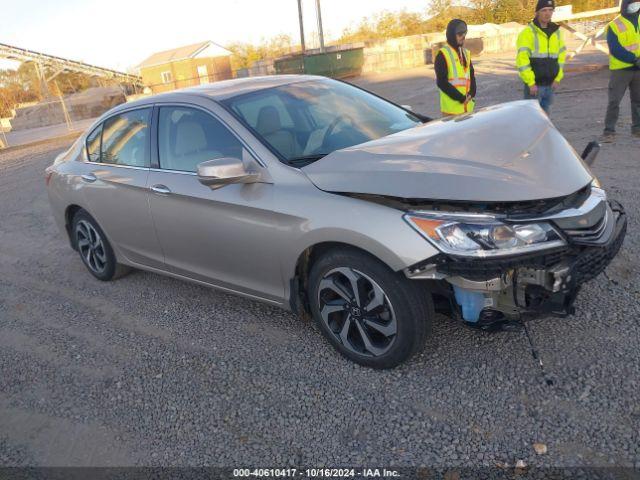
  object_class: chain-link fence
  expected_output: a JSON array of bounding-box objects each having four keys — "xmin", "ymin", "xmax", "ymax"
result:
[{"xmin": 0, "ymin": 85, "xmax": 129, "ymax": 149}]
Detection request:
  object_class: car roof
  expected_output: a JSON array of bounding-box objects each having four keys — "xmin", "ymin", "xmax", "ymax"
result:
[{"xmin": 119, "ymin": 74, "xmax": 326, "ymax": 112}]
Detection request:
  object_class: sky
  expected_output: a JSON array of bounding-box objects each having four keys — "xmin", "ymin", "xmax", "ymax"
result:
[{"xmin": 0, "ymin": 0, "xmax": 428, "ymax": 72}]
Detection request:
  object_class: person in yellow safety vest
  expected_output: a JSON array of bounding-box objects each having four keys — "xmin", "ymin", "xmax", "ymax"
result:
[
  {"xmin": 435, "ymin": 19, "xmax": 476, "ymax": 116},
  {"xmin": 516, "ymin": 0, "xmax": 566, "ymax": 114},
  {"xmin": 603, "ymin": 0, "xmax": 640, "ymax": 139}
]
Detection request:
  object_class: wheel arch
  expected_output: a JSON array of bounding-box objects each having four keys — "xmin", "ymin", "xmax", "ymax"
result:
[
  {"xmin": 65, "ymin": 204, "xmax": 84, "ymax": 250},
  {"xmin": 288, "ymin": 240, "xmax": 403, "ymax": 317}
]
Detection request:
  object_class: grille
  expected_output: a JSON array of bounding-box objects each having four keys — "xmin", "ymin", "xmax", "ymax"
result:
[
  {"xmin": 562, "ymin": 206, "xmax": 612, "ymax": 245},
  {"xmin": 572, "ymin": 216, "xmax": 626, "ymax": 283}
]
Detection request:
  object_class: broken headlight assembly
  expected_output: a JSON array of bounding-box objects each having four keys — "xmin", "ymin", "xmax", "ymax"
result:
[{"xmin": 403, "ymin": 212, "xmax": 566, "ymax": 258}]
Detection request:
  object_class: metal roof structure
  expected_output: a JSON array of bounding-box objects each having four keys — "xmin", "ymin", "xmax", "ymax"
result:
[{"xmin": 0, "ymin": 42, "xmax": 142, "ymax": 85}]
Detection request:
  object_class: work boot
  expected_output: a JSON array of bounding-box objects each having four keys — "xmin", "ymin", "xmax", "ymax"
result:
[{"xmin": 601, "ymin": 130, "xmax": 616, "ymax": 142}]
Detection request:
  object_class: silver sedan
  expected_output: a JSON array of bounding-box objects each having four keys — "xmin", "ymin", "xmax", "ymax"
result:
[{"xmin": 46, "ymin": 75, "xmax": 626, "ymax": 368}]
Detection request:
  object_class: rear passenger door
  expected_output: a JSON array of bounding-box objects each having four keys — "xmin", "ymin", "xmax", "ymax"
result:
[
  {"xmin": 147, "ymin": 104, "xmax": 283, "ymax": 301},
  {"xmin": 80, "ymin": 107, "xmax": 164, "ymax": 269}
]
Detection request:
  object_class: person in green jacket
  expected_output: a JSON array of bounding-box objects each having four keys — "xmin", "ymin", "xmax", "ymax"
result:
[
  {"xmin": 516, "ymin": 0, "xmax": 567, "ymax": 114},
  {"xmin": 603, "ymin": 0, "xmax": 640, "ymax": 139}
]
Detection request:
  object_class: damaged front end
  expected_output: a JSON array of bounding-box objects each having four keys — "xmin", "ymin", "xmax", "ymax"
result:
[
  {"xmin": 403, "ymin": 186, "xmax": 627, "ymax": 328},
  {"xmin": 302, "ymin": 100, "xmax": 626, "ymax": 329}
]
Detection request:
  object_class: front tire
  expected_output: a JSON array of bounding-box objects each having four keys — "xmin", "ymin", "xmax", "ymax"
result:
[
  {"xmin": 71, "ymin": 210, "xmax": 130, "ymax": 281},
  {"xmin": 308, "ymin": 248, "xmax": 433, "ymax": 369}
]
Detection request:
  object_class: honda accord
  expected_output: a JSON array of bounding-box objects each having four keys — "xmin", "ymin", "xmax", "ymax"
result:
[{"xmin": 45, "ymin": 75, "xmax": 626, "ymax": 368}]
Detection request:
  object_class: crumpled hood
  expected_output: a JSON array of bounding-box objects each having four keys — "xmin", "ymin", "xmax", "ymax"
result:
[{"xmin": 302, "ymin": 101, "xmax": 593, "ymax": 203}]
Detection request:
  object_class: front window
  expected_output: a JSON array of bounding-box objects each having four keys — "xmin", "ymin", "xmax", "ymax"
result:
[
  {"xmin": 222, "ymin": 79, "xmax": 421, "ymax": 166},
  {"xmin": 157, "ymin": 106, "xmax": 244, "ymax": 173}
]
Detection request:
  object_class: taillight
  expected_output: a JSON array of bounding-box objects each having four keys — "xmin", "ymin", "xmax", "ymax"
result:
[{"xmin": 45, "ymin": 170, "xmax": 53, "ymax": 186}]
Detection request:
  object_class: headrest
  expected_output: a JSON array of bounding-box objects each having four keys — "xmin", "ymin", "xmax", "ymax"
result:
[
  {"xmin": 256, "ymin": 106, "xmax": 282, "ymax": 135},
  {"xmin": 175, "ymin": 120, "xmax": 207, "ymax": 156}
]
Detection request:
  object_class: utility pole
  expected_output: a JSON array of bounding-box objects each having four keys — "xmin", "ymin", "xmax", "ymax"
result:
[
  {"xmin": 297, "ymin": 0, "xmax": 306, "ymax": 54},
  {"xmin": 315, "ymin": 0, "xmax": 325, "ymax": 53}
]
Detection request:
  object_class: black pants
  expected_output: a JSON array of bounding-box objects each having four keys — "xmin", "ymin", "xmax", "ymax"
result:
[{"xmin": 604, "ymin": 69, "xmax": 640, "ymax": 133}]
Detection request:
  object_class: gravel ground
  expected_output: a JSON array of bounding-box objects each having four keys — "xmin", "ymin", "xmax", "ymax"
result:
[{"xmin": 0, "ymin": 52, "xmax": 638, "ymax": 474}]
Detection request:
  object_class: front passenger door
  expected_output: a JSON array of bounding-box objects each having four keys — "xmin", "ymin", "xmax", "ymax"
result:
[{"xmin": 147, "ymin": 105, "xmax": 283, "ymax": 301}]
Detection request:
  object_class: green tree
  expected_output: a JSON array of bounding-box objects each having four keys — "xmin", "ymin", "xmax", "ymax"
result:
[
  {"xmin": 228, "ymin": 34, "xmax": 293, "ymax": 71},
  {"xmin": 339, "ymin": 9, "xmax": 428, "ymax": 43},
  {"xmin": 0, "ymin": 61, "xmax": 103, "ymax": 117},
  {"xmin": 0, "ymin": 71, "xmax": 40, "ymax": 117},
  {"xmin": 429, "ymin": 0, "xmax": 453, "ymax": 18}
]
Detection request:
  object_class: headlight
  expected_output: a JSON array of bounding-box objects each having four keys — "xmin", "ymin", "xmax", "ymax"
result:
[{"xmin": 404, "ymin": 212, "xmax": 566, "ymax": 257}]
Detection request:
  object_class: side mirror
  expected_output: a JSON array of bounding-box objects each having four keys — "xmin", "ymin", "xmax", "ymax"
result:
[
  {"xmin": 401, "ymin": 104, "xmax": 413, "ymax": 111},
  {"xmin": 197, "ymin": 157, "xmax": 260, "ymax": 188}
]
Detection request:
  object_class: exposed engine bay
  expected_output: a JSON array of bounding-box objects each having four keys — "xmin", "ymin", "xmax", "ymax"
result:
[
  {"xmin": 306, "ymin": 102, "xmax": 628, "ymax": 331},
  {"xmin": 402, "ymin": 187, "xmax": 626, "ymax": 328}
]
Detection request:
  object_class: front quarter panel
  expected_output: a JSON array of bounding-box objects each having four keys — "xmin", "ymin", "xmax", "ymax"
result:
[{"xmin": 275, "ymin": 173, "xmax": 440, "ymax": 293}]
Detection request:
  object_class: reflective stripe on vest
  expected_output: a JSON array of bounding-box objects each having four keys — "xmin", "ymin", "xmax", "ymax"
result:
[
  {"xmin": 614, "ymin": 17, "xmax": 628, "ymax": 33},
  {"xmin": 529, "ymin": 23, "xmax": 539, "ymax": 55},
  {"xmin": 528, "ymin": 23, "xmax": 562, "ymax": 58},
  {"xmin": 439, "ymin": 45, "xmax": 474, "ymax": 115},
  {"xmin": 609, "ymin": 16, "xmax": 640, "ymax": 70}
]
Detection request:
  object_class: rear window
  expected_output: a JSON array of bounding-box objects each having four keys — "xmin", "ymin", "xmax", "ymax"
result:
[
  {"xmin": 85, "ymin": 108, "xmax": 151, "ymax": 167},
  {"xmin": 85, "ymin": 125, "xmax": 102, "ymax": 162},
  {"xmin": 101, "ymin": 109, "xmax": 151, "ymax": 167}
]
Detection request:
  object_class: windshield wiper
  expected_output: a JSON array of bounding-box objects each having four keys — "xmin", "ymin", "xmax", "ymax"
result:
[{"xmin": 287, "ymin": 154, "xmax": 327, "ymax": 167}]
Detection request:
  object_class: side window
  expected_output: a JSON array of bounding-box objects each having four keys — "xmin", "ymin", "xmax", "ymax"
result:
[
  {"xmin": 158, "ymin": 106, "xmax": 244, "ymax": 173},
  {"xmin": 86, "ymin": 124, "xmax": 102, "ymax": 162},
  {"xmin": 100, "ymin": 108, "xmax": 151, "ymax": 167}
]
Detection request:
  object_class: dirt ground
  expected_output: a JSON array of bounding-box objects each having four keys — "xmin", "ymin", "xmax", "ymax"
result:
[{"xmin": 353, "ymin": 45, "xmax": 637, "ymax": 141}]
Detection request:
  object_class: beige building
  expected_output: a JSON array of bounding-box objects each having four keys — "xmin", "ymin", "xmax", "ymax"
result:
[{"xmin": 138, "ymin": 41, "xmax": 233, "ymax": 94}]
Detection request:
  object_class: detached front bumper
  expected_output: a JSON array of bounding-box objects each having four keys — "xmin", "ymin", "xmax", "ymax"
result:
[{"xmin": 414, "ymin": 200, "xmax": 627, "ymax": 324}]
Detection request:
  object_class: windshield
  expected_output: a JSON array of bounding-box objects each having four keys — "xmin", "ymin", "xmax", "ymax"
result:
[{"xmin": 222, "ymin": 79, "xmax": 422, "ymax": 165}]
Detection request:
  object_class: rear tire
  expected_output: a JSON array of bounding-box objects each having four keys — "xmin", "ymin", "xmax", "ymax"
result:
[
  {"xmin": 308, "ymin": 248, "xmax": 433, "ymax": 369},
  {"xmin": 71, "ymin": 210, "xmax": 130, "ymax": 281}
]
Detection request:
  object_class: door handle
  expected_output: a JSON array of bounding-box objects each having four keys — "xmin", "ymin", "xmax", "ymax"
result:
[
  {"xmin": 151, "ymin": 184, "xmax": 171, "ymax": 194},
  {"xmin": 81, "ymin": 173, "xmax": 97, "ymax": 183}
]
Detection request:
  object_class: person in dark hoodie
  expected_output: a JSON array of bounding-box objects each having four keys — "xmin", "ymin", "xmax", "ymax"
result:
[
  {"xmin": 516, "ymin": 0, "xmax": 566, "ymax": 114},
  {"xmin": 434, "ymin": 19, "xmax": 476, "ymax": 116},
  {"xmin": 603, "ymin": 0, "xmax": 640, "ymax": 139}
]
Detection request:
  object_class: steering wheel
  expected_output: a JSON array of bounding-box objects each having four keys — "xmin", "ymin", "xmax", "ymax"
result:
[{"xmin": 321, "ymin": 114, "xmax": 353, "ymax": 149}]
